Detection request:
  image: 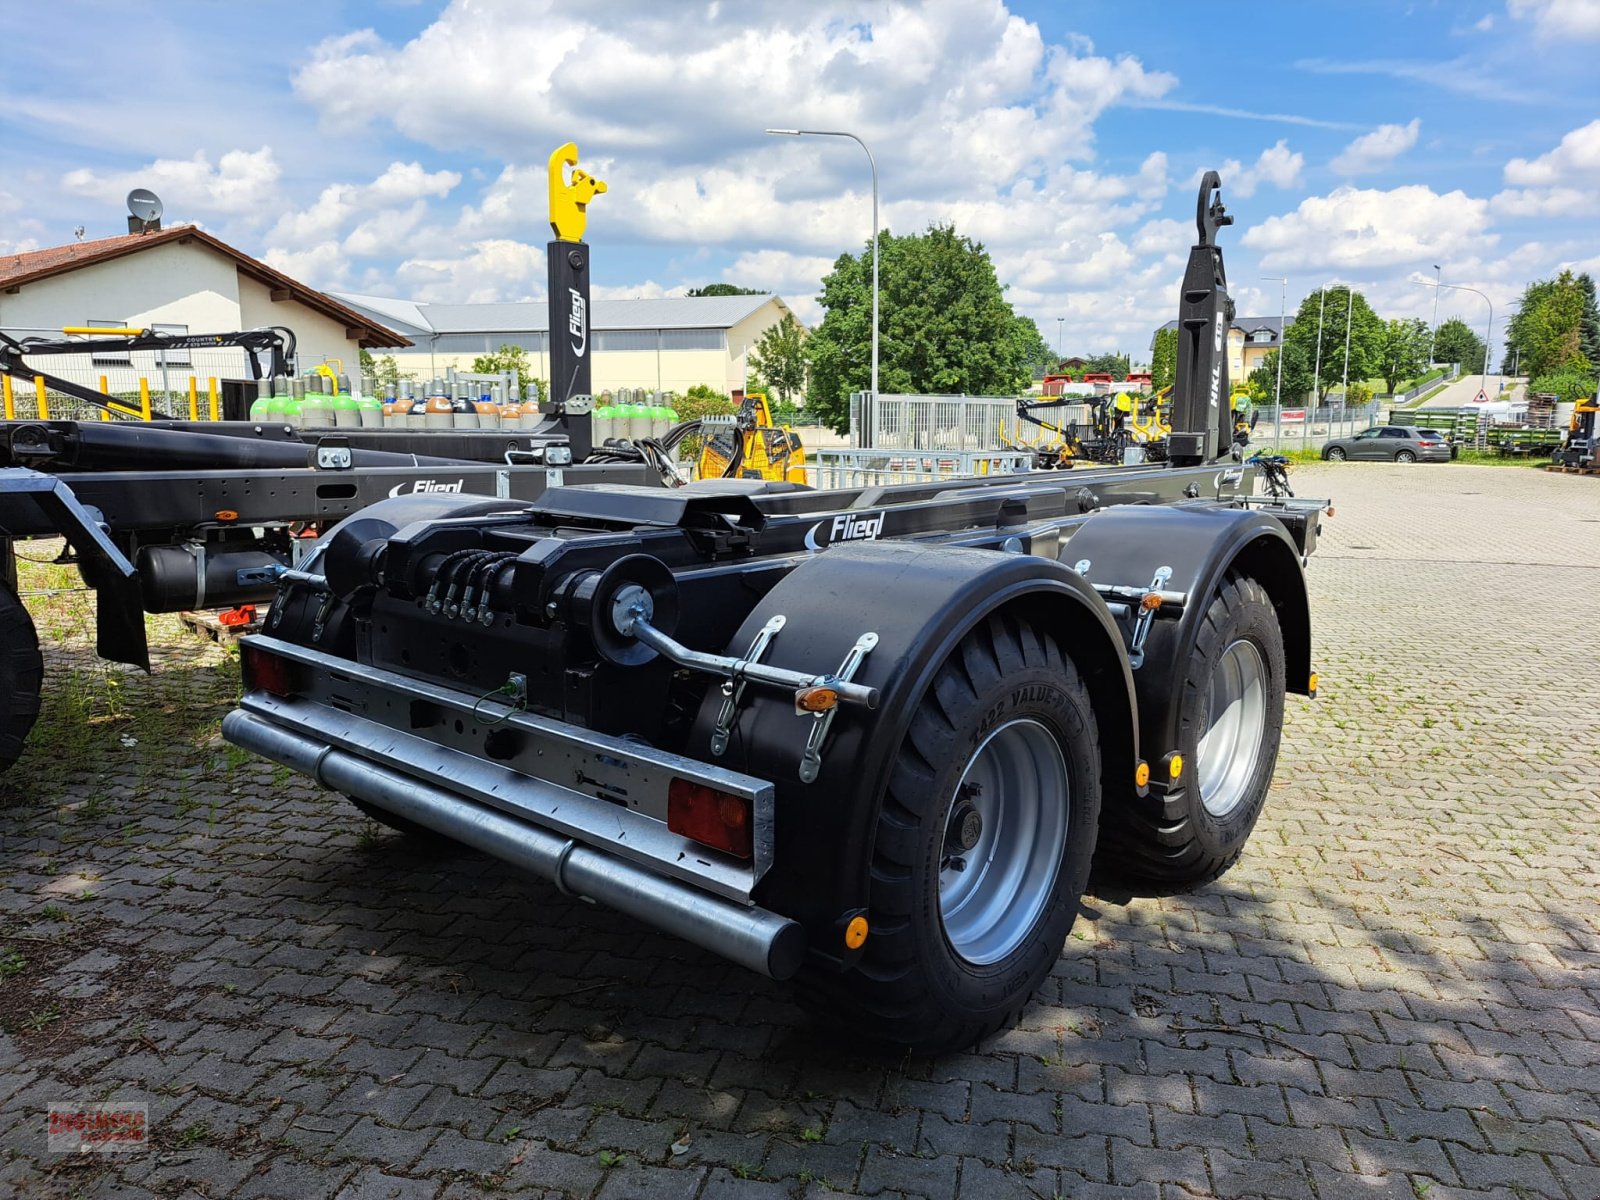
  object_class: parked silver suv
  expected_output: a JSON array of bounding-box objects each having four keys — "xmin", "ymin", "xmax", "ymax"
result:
[{"xmin": 1321, "ymin": 426, "xmax": 1452, "ymax": 463}]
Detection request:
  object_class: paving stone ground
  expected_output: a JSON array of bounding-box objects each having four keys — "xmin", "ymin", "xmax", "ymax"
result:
[{"xmin": 1, "ymin": 461, "xmax": 1597, "ymax": 1200}]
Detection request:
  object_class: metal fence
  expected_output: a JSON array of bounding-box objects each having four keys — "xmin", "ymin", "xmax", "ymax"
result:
[
  {"xmin": 1244, "ymin": 401, "xmax": 1381, "ymax": 452},
  {"xmin": 849, "ymin": 392, "xmax": 1028, "ymax": 450},
  {"xmin": 803, "ymin": 448, "xmax": 1034, "ymax": 490}
]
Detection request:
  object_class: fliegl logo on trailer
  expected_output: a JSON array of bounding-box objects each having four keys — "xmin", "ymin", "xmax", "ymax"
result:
[
  {"xmin": 804, "ymin": 511, "xmax": 885, "ymax": 553},
  {"xmin": 387, "ymin": 479, "xmax": 465, "ymax": 497}
]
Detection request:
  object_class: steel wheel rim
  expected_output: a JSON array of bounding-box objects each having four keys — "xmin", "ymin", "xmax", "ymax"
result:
[
  {"xmin": 1196, "ymin": 639, "xmax": 1268, "ymax": 818},
  {"xmin": 938, "ymin": 717, "xmax": 1068, "ymax": 966}
]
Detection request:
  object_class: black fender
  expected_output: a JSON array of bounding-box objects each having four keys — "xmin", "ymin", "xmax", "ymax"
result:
[
  {"xmin": 685, "ymin": 539, "xmax": 1138, "ymax": 969},
  {"xmin": 1060, "ymin": 504, "xmax": 1312, "ymax": 771}
]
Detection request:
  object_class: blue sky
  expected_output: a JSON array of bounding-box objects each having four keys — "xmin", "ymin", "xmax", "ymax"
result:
[{"xmin": 3, "ymin": 0, "xmax": 1597, "ymax": 359}]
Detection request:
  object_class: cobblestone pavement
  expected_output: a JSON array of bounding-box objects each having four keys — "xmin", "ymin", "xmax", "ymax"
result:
[{"xmin": 1, "ymin": 462, "xmax": 1597, "ymax": 1200}]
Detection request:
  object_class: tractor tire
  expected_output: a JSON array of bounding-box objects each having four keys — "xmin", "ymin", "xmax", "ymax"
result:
[
  {"xmin": 802, "ymin": 613, "xmax": 1101, "ymax": 1052},
  {"xmin": 1395, "ymin": 449, "xmax": 1417, "ymax": 463},
  {"xmin": 1323, "ymin": 446, "xmax": 1346, "ymax": 461},
  {"xmin": 1096, "ymin": 573, "xmax": 1285, "ymax": 888},
  {"xmin": 0, "ymin": 585, "xmax": 43, "ymax": 772}
]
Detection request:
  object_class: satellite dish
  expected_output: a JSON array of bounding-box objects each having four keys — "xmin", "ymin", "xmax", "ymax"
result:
[
  {"xmin": 126, "ymin": 188, "xmax": 164, "ymax": 233},
  {"xmin": 127, "ymin": 189, "xmax": 163, "ymax": 223}
]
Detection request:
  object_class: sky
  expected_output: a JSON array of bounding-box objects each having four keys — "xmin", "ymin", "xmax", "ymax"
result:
[{"xmin": 3, "ymin": 0, "xmax": 1598, "ymax": 361}]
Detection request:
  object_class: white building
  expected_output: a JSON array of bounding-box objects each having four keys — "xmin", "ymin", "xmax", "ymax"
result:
[
  {"xmin": 0, "ymin": 226, "xmax": 408, "ymax": 396},
  {"xmin": 332, "ymin": 292, "xmax": 795, "ymax": 397}
]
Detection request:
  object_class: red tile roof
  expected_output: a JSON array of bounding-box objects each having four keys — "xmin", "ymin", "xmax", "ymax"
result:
[{"xmin": 0, "ymin": 226, "xmax": 410, "ymax": 348}]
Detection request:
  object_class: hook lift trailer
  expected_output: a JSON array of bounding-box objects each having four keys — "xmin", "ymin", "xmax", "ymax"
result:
[
  {"xmin": 0, "ymin": 324, "xmax": 653, "ymax": 770},
  {"xmin": 217, "ymin": 172, "xmax": 1331, "ymax": 1050}
]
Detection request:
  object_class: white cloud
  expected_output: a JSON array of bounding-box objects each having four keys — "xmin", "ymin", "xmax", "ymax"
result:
[
  {"xmin": 1205, "ymin": 140, "xmax": 1304, "ymax": 198},
  {"xmin": 1506, "ymin": 0, "xmax": 1600, "ymax": 40},
  {"xmin": 1503, "ymin": 118, "xmax": 1600, "ymax": 185},
  {"xmin": 1330, "ymin": 119, "xmax": 1421, "ymax": 175},
  {"xmin": 1242, "ymin": 185, "xmax": 1493, "ymax": 271},
  {"xmin": 1475, "ymin": 13, "xmax": 1496, "ymax": 30},
  {"xmin": 266, "ymin": 162, "xmax": 462, "ymax": 248},
  {"xmin": 394, "ymin": 239, "xmax": 548, "ymax": 304},
  {"xmin": 292, "ymin": 3, "xmax": 1174, "ymax": 206},
  {"xmin": 60, "ymin": 147, "xmax": 281, "ymax": 220},
  {"xmin": 1491, "ymin": 186, "xmax": 1598, "ymax": 217}
]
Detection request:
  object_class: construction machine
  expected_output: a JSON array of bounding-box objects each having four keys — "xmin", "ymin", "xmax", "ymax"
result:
[
  {"xmin": 1551, "ymin": 396, "xmax": 1598, "ymax": 470},
  {"xmin": 694, "ymin": 392, "xmax": 807, "ymax": 484}
]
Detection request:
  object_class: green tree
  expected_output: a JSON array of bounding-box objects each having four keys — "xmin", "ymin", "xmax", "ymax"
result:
[
  {"xmin": 1282, "ymin": 286, "xmax": 1384, "ymax": 400},
  {"xmin": 687, "ymin": 284, "xmax": 765, "ymax": 297},
  {"xmin": 1375, "ymin": 318, "xmax": 1430, "ymax": 395},
  {"xmin": 1150, "ymin": 328, "xmax": 1177, "ymax": 392},
  {"xmin": 1433, "ymin": 318, "xmax": 1486, "ymax": 375},
  {"xmin": 1527, "ymin": 369, "xmax": 1597, "ymax": 402},
  {"xmin": 361, "ymin": 351, "xmax": 410, "ymax": 392},
  {"xmin": 747, "ymin": 314, "xmax": 807, "ymax": 404},
  {"xmin": 805, "ymin": 224, "xmax": 1037, "ymax": 432},
  {"xmin": 1010, "ymin": 317, "xmax": 1056, "ymax": 380},
  {"xmin": 1505, "ymin": 270, "xmax": 1593, "ymax": 379},
  {"xmin": 471, "ymin": 344, "xmax": 547, "ymax": 403},
  {"xmin": 1084, "ymin": 352, "xmax": 1130, "ymax": 380},
  {"xmin": 673, "ymin": 383, "xmax": 737, "ymax": 460},
  {"xmin": 1247, "ymin": 338, "xmax": 1315, "ymax": 405},
  {"xmin": 1580, "ymin": 273, "xmax": 1600, "ymax": 367}
]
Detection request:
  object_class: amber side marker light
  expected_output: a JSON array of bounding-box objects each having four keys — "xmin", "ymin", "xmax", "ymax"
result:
[
  {"xmin": 215, "ymin": 509, "xmax": 239, "ymax": 522},
  {"xmin": 1168, "ymin": 754, "xmax": 1184, "ymax": 781},
  {"xmin": 667, "ymin": 779, "xmax": 753, "ymax": 859},
  {"xmin": 845, "ymin": 915, "xmax": 869, "ymax": 950},
  {"xmin": 1134, "ymin": 761, "xmax": 1151, "ymax": 788},
  {"xmin": 241, "ymin": 643, "xmax": 294, "ymax": 697},
  {"xmin": 1308, "ymin": 672, "xmax": 1320, "ymax": 699},
  {"xmin": 794, "ymin": 685, "xmax": 839, "ymax": 713},
  {"xmin": 1140, "ymin": 592, "xmax": 1162, "ymax": 612}
]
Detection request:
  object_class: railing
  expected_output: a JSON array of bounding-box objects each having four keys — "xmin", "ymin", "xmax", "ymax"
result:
[
  {"xmin": 803, "ymin": 448, "xmax": 1034, "ymax": 490},
  {"xmin": 1, "ymin": 371, "xmax": 223, "ymax": 423},
  {"xmin": 849, "ymin": 392, "xmax": 1029, "ymax": 450},
  {"xmin": 1389, "ymin": 363, "xmax": 1461, "ymax": 407},
  {"xmin": 1243, "ymin": 401, "xmax": 1381, "ymax": 452}
]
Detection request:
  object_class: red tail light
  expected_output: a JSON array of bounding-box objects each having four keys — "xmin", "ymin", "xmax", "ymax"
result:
[
  {"xmin": 667, "ymin": 779, "xmax": 753, "ymax": 859},
  {"xmin": 241, "ymin": 644, "xmax": 295, "ymax": 697}
]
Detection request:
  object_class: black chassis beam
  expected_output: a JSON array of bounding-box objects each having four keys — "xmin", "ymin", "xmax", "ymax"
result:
[
  {"xmin": 376, "ymin": 460, "xmax": 1287, "ymax": 630},
  {"xmin": 0, "ymin": 461, "xmax": 654, "ymax": 537}
]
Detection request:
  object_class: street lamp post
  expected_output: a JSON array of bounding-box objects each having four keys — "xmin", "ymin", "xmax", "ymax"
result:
[
  {"xmin": 1056, "ymin": 316, "xmax": 1065, "ymax": 361},
  {"xmin": 1311, "ymin": 286, "xmax": 1328, "ymax": 403},
  {"xmin": 1426, "ymin": 278, "xmax": 1495, "ymax": 399},
  {"xmin": 766, "ymin": 128, "xmax": 879, "ymax": 400},
  {"xmin": 1340, "ymin": 286, "xmax": 1353, "ymax": 401},
  {"xmin": 1260, "ymin": 276, "xmax": 1287, "ymax": 408},
  {"xmin": 1429, "ymin": 264, "xmax": 1441, "ymax": 365}
]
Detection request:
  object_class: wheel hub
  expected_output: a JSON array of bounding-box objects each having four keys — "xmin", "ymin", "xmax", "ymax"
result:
[
  {"xmin": 946, "ymin": 796, "xmax": 984, "ymax": 852},
  {"xmin": 938, "ymin": 717, "xmax": 1069, "ymax": 966},
  {"xmin": 1195, "ymin": 638, "xmax": 1268, "ymax": 819}
]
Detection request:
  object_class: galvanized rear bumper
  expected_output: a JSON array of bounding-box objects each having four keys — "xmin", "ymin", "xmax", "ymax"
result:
[{"xmin": 223, "ymin": 637, "xmax": 804, "ymax": 980}]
